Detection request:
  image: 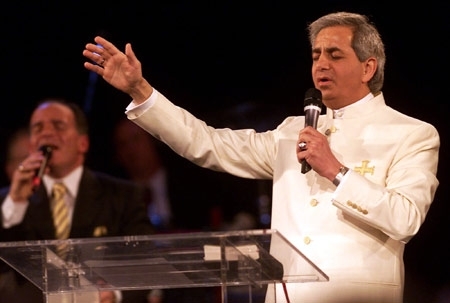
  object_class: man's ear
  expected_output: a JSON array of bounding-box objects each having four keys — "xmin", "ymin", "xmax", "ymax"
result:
[
  {"xmin": 79, "ymin": 135, "xmax": 90, "ymax": 153},
  {"xmin": 362, "ymin": 57, "xmax": 377, "ymax": 83}
]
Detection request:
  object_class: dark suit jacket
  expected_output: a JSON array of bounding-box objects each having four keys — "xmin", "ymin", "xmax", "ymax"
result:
[{"xmin": 0, "ymin": 167, "xmax": 154, "ymax": 303}]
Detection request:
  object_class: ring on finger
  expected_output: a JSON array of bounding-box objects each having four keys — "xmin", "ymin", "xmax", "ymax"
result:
[
  {"xmin": 18, "ymin": 164, "xmax": 25, "ymax": 172},
  {"xmin": 298, "ymin": 142, "xmax": 307, "ymax": 151}
]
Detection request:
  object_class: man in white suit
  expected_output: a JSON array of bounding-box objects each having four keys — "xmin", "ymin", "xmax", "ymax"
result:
[{"xmin": 83, "ymin": 11, "xmax": 439, "ymax": 303}]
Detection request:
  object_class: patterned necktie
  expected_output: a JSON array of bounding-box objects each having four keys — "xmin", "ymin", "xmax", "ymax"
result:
[{"xmin": 51, "ymin": 182, "xmax": 70, "ymax": 240}]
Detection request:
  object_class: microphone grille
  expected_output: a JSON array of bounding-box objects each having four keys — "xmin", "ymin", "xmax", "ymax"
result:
[
  {"xmin": 304, "ymin": 88, "xmax": 322, "ymax": 107},
  {"xmin": 39, "ymin": 145, "xmax": 53, "ymax": 157}
]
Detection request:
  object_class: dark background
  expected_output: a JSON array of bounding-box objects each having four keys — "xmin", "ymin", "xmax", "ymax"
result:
[{"xmin": 0, "ymin": 1, "xmax": 448, "ymax": 302}]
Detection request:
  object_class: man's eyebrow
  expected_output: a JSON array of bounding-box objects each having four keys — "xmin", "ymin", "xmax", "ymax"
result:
[
  {"xmin": 312, "ymin": 46, "xmax": 342, "ymax": 53},
  {"xmin": 30, "ymin": 121, "xmax": 41, "ymax": 128},
  {"xmin": 30, "ymin": 119, "xmax": 66, "ymax": 127}
]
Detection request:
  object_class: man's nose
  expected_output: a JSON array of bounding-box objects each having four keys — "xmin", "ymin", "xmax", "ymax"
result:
[{"xmin": 314, "ymin": 55, "xmax": 330, "ymax": 70}]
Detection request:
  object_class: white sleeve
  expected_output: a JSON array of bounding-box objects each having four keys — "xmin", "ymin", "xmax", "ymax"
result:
[
  {"xmin": 125, "ymin": 89, "xmax": 159, "ymax": 116},
  {"xmin": 2, "ymin": 195, "xmax": 29, "ymax": 228}
]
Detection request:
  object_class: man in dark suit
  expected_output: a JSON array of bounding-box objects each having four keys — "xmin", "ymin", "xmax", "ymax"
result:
[{"xmin": 0, "ymin": 99, "xmax": 154, "ymax": 303}]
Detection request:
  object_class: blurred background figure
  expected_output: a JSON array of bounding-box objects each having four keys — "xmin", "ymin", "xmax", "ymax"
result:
[
  {"xmin": 112, "ymin": 117, "xmax": 173, "ymax": 231},
  {"xmin": 4, "ymin": 127, "xmax": 30, "ymax": 182},
  {"xmin": 0, "ymin": 127, "xmax": 31, "ymax": 302},
  {"xmin": 112, "ymin": 117, "xmax": 169, "ymax": 302},
  {"xmin": 0, "ymin": 99, "xmax": 154, "ymax": 303},
  {"xmin": 111, "ymin": 117, "xmax": 263, "ymax": 233}
]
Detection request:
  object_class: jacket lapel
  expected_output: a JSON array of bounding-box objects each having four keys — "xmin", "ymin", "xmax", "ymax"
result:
[
  {"xmin": 28, "ymin": 185, "xmax": 55, "ymax": 239},
  {"xmin": 70, "ymin": 169, "xmax": 105, "ymax": 238}
]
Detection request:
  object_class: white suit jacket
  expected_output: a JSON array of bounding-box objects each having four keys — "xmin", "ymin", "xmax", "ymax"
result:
[{"xmin": 128, "ymin": 91, "xmax": 439, "ymax": 302}]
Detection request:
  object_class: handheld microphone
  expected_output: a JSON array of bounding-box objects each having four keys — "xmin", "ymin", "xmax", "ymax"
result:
[
  {"xmin": 301, "ymin": 88, "xmax": 323, "ymax": 174},
  {"xmin": 33, "ymin": 145, "xmax": 53, "ymax": 188}
]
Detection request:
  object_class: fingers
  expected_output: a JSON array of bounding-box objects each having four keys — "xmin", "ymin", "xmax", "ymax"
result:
[
  {"xmin": 84, "ymin": 36, "xmax": 126, "ymax": 71},
  {"xmin": 84, "ymin": 39, "xmax": 110, "ymax": 61},
  {"xmin": 297, "ymin": 126, "xmax": 320, "ymax": 148},
  {"xmin": 82, "ymin": 46, "xmax": 107, "ymax": 74},
  {"xmin": 83, "ymin": 47, "xmax": 101, "ymax": 63},
  {"xmin": 83, "ymin": 61, "xmax": 104, "ymax": 74},
  {"xmin": 16, "ymin": 163, "xmax": 34, "ymax": 174},
  {"xmin": 298, "ymin": 141, "xmax": 307, "ymax": 151},
  {"xmin": 84, "ymin": 36, "xmax": 141, "ymax": 70},
  {"xmin": 83, "ymin": 44, "xmax": 106, "ymax": 60},
  {"xmin": 125, "ymin": 43, "xmax": 135, "ymax": 60},
  {"xmin": 94, "ymin": 36, "xmax": 120, "ymax": 56},
  {"xmin": 16, "ymin": 153, "xmax": 46, "ymax": 174},
  {"xmin": 124, "ymin": 43, "xmax": 142, "ymax": 68},
  {"xmin": 297, "ymin": 127, "xmax": 318, "ymax": 164},
  {"xmin": 12, "ymin": 161, "xmax": 36, "ymax": 189},
  {"xmin": 297, "ymin": 132, "xmax": 309, "ymax": 152}
]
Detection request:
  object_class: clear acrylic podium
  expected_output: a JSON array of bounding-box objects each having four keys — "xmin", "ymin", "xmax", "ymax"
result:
[{"xmin": 0, "ymin": 229, "xmax": 328, "ymax": 303}]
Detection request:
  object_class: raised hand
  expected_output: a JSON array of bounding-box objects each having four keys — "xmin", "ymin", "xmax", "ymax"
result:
[{"xmin": 82, "ymin": 36, "xmax": 153, "ymax": 103}]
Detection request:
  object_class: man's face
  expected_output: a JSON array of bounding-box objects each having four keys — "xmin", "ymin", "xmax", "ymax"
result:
[
  {"xmin": 311, "ymin": 25, "xmax": 373, "ymax": 109},
  {"xmin": 29, "ymin": 102, "xmax": 89, "ymax": 177}
]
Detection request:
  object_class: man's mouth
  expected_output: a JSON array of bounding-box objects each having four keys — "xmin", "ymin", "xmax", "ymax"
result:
[
  {"xmin": 317, "ymin": 76, "xmax": 331, "ymax": 84},
  {"xmin": 38, "ymin": 144, "xmax": 58, "ymax": 152}
]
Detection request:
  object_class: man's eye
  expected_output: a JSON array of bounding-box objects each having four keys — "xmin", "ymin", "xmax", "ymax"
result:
[
  {"xmin": 30, "ymin": 126, "xmax": 41, "ymax": 135},
  {"xmin": 330, "ymin": 53, "xmax": 342, "ymax": 59},
  {"xmin": 54, "ymin": 122, "xmax": 66, "ymax": 131}
]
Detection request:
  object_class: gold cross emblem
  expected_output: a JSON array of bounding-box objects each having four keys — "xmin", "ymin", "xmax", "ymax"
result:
[{"xmin": 354, "ymin": 160, "xmax": 374, "ymax": 176}]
